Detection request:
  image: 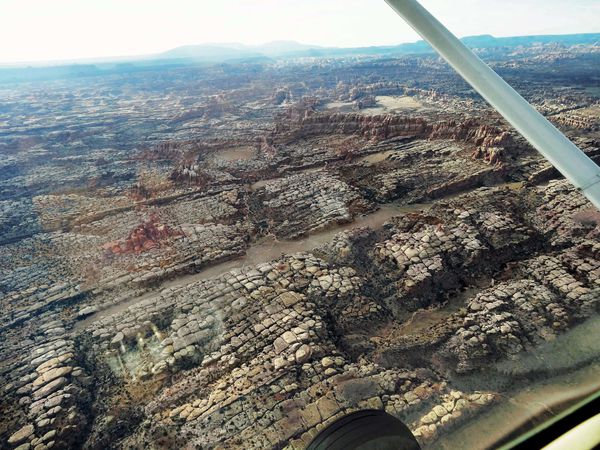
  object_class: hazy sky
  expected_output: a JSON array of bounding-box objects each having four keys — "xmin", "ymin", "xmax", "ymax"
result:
[{"xmin": 0, "ymin": 0, "xmax": 598, "ymax": 63}]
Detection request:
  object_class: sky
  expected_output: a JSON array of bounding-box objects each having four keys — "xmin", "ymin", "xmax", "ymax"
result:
[{"xmin": 0, "ymin": 0, "xmax": 598, "ymax": 63}]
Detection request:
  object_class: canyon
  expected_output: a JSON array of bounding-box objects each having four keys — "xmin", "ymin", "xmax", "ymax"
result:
[{"xmin": 1, "ymin": 38, "xmax": 599, "ymax": 450}]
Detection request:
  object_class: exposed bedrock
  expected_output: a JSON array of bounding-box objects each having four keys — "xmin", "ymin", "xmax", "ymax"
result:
[
  {"xmin": 2, "ymin": 181, "xmax": 598, "ymax": 450},
  {"xmin": 2, "ymin": 41, "xmax": 600, "ymax": 450},
  {"xmin": 249, "ymin": 171, "xmax": 373, "ymax": 239},
  {"xmin": 274, "ymin": 113, "xmax": 516, "ymax": 165},
  {"xmin": 1, "ymin": 315, "xmax": 93, "ymax": 450},
  {"xmin": 70, "ymin": 253, "xmax": 498, "ymax": 449}
]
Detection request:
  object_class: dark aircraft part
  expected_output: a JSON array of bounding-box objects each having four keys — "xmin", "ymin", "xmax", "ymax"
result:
[
  {"xmin": 307, "ymin": 409, "xmax": 421, "ymax": 450},
  {"xmin": 498, "ymin": 389, "xmax": 600, "ymax": 449}
]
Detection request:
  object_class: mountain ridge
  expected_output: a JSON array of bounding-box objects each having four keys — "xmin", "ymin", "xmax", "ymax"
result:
[
  {"xmin": 159, "ymin": 33, "xmax": 600, "ymax": 61},
  {"xmin": 0, "ymin": 32, "xmax": 598, "ymax": 83}
]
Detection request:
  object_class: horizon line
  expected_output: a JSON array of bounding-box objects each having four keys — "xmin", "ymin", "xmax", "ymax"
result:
[{"xmin": 1, "ymin": 30, "xmax": 599, "ymax": 69}]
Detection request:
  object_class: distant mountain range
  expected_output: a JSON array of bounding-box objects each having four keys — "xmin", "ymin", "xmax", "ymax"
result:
[
  {"xmin": 1, "ymin": 33, "xmax": 598, "ymax": 83},
  {"xmin": 158, "ymin": 33, "xmax": 600, "ymax": 62},
  {"xmin": 160, "ymin": 40, "xmax": 322, "ymax": 60}
]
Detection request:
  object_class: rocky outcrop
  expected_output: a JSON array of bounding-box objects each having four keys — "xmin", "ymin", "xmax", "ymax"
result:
[
  {"xmin": 73, "ymin": 253, "xmax": 501, "ymax": 449},
  {"xmin": 271, "ymin": 88, "xmax": 292, "ymax": 105},
  {"xmin": 274, "ymin": 113, "xmax": 515, "ymax": 164},
  {"xmin": 429, "ymin": 119, "xmax": 513, "ymax": 165},
  {"xmin": 528, "ymin": 180, "xmax": 600, "ymax": 246},
  {"xmin": 4, "ymin": 180, "xmax": 599, "ymax": 450},
  {"xmin": 250, "ymin": 171, "xmax": 372, "ymax": 238},
  {"xmin": 277, "ymin": 113, "xmax": 429, "ymax": 141},
  {"xmin": 553, "ymin": 111, "xmax": 597, "ymax": 130},
  {"xmin": 2, "ymin": 316, "xmax": 92, "ymax": 450},
  {"xmin": 102, "ymin": 214, "xmax": 184, "ymax": 256}
]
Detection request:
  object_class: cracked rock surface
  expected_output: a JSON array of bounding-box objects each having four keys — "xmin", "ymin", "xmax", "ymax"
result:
[{"xmin": 2, "ymin": 40, "xmax": 600, "ymax": 449}]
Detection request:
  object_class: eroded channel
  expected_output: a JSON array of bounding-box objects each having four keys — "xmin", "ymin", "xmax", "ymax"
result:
[{"xmin": 75, "ymin": 202, "xmax": 431, "ymax": 329}]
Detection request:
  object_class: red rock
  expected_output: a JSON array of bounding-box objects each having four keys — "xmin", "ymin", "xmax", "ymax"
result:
[{"xmin": 102, "ymin": 215, "xmax": 183, "ymax": 256}]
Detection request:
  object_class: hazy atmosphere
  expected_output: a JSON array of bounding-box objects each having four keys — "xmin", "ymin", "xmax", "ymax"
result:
[
  {"xmin": 1, "ymin": 0, "xmax": 599, "ymax": 63},
  {"xmin": 1, "ymin": 0, "xmax": 600, "ymax": 449}
]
